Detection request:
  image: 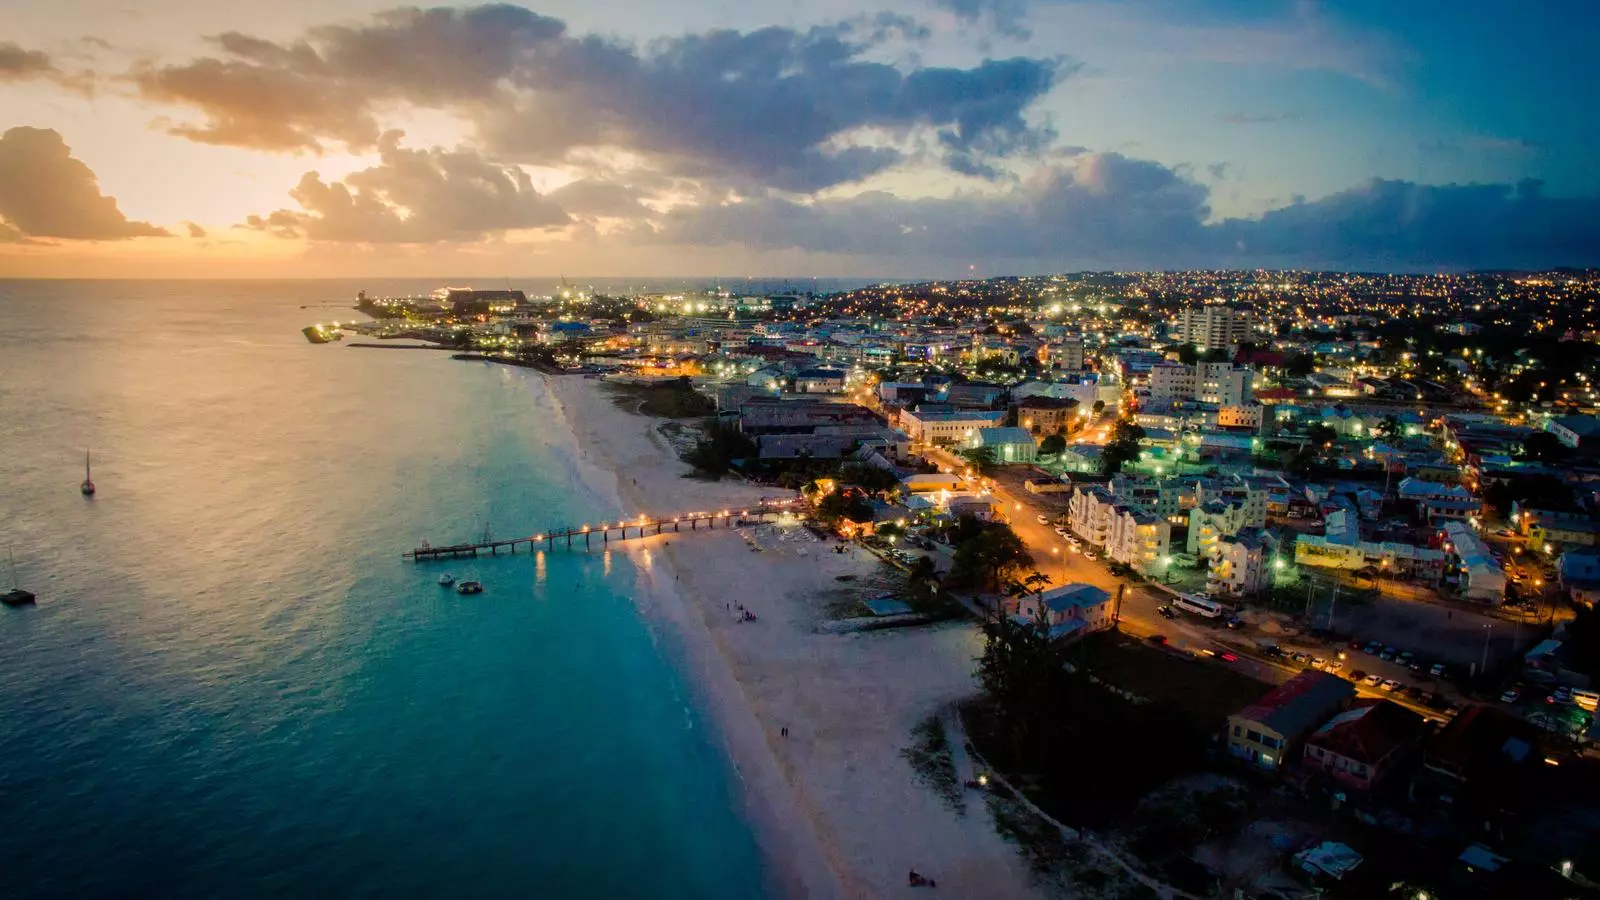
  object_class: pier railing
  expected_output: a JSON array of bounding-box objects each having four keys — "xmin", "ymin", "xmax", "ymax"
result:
[{"xmin": 403, "ymin": 500, "xmax": 799, "ymax": 561}]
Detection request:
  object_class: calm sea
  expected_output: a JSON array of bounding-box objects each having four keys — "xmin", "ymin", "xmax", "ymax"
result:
[{"xmin": 0, "ymin": 279, "xmax": 857, "ymax": 899}]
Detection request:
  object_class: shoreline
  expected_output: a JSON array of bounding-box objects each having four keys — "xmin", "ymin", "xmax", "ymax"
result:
[
  {"xmin": 539, "ymin": 374, "xmax": 845, "ymax": 900},
  {"xmin": 541, "ymin": 373, "xmax": 1047, "ymax": 899}
]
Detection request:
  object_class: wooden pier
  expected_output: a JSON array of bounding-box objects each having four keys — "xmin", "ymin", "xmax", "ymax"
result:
[{"xmin": 403, "ymin": 504, "xmax": 795, "ymax": 562}]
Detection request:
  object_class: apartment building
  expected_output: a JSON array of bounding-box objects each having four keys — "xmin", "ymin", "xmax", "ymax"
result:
[
  {"xmin": 1177, "ymin": 305, "xmax": 1253, "ymax": 350},
  {"xmin": 1147, "ymin": 361, "xmax": 1253, "ymax": 406},
  {"xmin": 1209, "ymin": 527, "xmax": 1275, "ymax": 597},
  {"xmin": 1068, "ymin": 486, "xmax": 1171, "ymax": 574}
]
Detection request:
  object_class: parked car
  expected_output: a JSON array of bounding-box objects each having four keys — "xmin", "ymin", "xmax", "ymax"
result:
[
  {"xmin": 1291, "ymin": 651, "xmax": 1311, "ymax": 663},
  {"xmin": 1379, "ymin": 646, "xmax": 1397, "ymax": 660},
  {"xmin": 1036, "ymin": 514, "xmax": 1050, "ymax": 525},
  {"xmin": 1157, "ymin": 605, "xmax": 1177, "ymax": 620},
  {"xmin": 1311, "ymin": 657, "xmax": 1328, "ymax": 670},
  {"xmin": 1147, "ymin": 634, "xmax": 1168, "ymax": 646},
  {"xmin": 1381, "ymin": 679, "xmax": 1402, "ymax": 692},
  {"xmin": 1363, "ymin": 674, "xmax": 1383, "ymax": 687},
  {"xmin": 1053, "ymin": 526, "xmax": 1067, "ymax": 537},
  {"xmin": 1350, "ymin": 669, "xmax": 1368, "ymax": 682},
  {"xmin": 1326, "ymin": 660, "xmax": 1344, "ymax": 672},
  {"xmin": 1500, "ymin": 688, "xmax": 1521, "ymax": 704},
  {"xmin": 1429, "ymin": 663, "xmax": 1447, "ymax": 677},
  {"xmin": 1398, "ymin": 650, "xmax": 1414, "ymax": 665},
  {"xmin": 1363, "ymin": 642, "xmax": 1381, "ymax": 654},
  {"xmin": 1550, "ymin": 686, "xmax": 1573, "ymax": 704},
  {"xmin": 1084, "ymin": 551, "xmax": 1099, "ymax": 561}
]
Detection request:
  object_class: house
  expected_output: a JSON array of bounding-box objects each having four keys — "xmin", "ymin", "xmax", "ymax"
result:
[
  {"xmin": 1442, "ymin": 520, "xmax": 1507, "ymax": 603},
  {"xmin": 1302, "ymin": 700, "xmax": 1424, "ymax": 790},
  {"xmin": 1413, "ymin": 704, "xmax": 1537, "ymax": 808},
  {"xmin": 1558, "ymin": 547, "xmax": 1600, "ymax": 606},
  {"xmin": 1227, "ymin": 671, "xmax": 1355, "ymax": 770},
  {"xmin": 1013, "ymin": 583, "xmax": 1113, "ymax": 641},
  {"xmin": 967, "ymin": 427, "xmax": 1038, "ymax": 464}
]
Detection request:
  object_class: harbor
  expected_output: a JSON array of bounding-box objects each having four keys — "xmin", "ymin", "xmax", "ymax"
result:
[{"xmin": 404, "ymin": 504, "xmax": 796, "ymax": 561}]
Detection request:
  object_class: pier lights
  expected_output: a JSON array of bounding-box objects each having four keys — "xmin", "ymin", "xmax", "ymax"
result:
[
  {"xmin": 581, "ymin": 525, "xmax": 590, "ymax": 533},
  {"xmin": 535, "ymin": 534, "xmax": 544, "ymax": 542}
]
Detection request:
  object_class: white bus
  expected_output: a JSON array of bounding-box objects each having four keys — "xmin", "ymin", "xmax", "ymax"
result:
[{"xmin": 1173, "ymin": 595, "xmax": 1225, "ymax": 619}]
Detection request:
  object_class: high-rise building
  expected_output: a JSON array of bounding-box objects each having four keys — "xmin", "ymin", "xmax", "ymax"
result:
[{"xmin": 1176, "ymin": 305, "xmax": 1252, "ymax": 350}]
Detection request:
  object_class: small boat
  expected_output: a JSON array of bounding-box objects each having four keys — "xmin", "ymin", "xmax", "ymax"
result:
[
  {"xmin": 81, "ymin": 450, "xmax": 95, "ymax": 496},
  {"xmin": 438, "ymin": 573, "xmax": 456, "ymax": 587},
  {"xmin": 302, "ymin": 323, "xmax": 343, "ymax": 344},
  {"xmin": 456, "ymin": 580, "xmax": 483, "ymax": 595},
  {"xmin": 4, "ymin": 550, "xmax": 34, "ymax": 607}
]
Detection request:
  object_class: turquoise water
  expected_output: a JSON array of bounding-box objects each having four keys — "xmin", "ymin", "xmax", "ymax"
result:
[{"xmin": 0, "ymin": 281, "xmax": 774, "ymax": 898}]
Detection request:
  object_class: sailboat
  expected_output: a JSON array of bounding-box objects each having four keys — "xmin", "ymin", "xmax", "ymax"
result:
[
  {"xmin": 3, "ymin": 549, "xmax": 35, "ymax": 607},
  {"xmin": 81, "ymin": 450, "xmax": 95, "ymax": 496}
]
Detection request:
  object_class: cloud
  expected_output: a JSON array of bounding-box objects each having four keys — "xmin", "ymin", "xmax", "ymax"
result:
[
  {"xmin": 186, "ymin": 222, "xmax": 207, "ymax": 238},
  {"xmin": 0, "ymin": 41, "xmax": 93, "ymax": 93},
  {"xmin": 932, "ymin": 0, "xmax": 1033, "ymax": 40},
  {"xmin": 245, "ymin": 131, "xmax": 567, "ymax": 243},
  {"xmin": 646, "ymin": 152, "xmax": 1211, "ymax": 264},
  {"xmin": 133, "ymin": 4, "xmax": 1063, "ymax": 189},
  {"xmin": 646, "ymin": 154, "xmax": 1600, "ymax": 272},
  {"xmin": 0, "ymin": 42, "xmax": 56, "ymax": 81},
  {"xmin": 0, "ymin": 127, "xmax": 169, "ymax": 240},
  {"xmin": 1221, "ymin": 112, "xmax": 1301, "ymax": 125}
]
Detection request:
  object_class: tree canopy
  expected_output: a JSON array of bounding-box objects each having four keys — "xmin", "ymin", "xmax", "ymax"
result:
[{"xmin": 950, "ymin": 521, "xmax": 1033, "ymax": 590}]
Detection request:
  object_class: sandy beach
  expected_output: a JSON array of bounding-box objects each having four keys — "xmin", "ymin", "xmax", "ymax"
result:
[{"xmin": 546, "ymin": 375, "xmax": 1044, "ymax": 900}]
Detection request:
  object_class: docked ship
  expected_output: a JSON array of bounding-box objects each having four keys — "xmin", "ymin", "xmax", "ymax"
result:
[{"xmin": 302, "ymin": 323, "xmax": 343, "ymax": 344}]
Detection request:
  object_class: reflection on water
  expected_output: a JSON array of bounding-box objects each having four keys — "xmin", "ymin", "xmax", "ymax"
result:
[{"xmin": 0, "ymin": 281, "xmax": 767, "ymax": 899}]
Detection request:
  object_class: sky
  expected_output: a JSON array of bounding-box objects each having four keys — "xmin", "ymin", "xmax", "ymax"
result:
[{"xmin": 2, "ymin": 0, "xmax": 1599, "ymax": 278}]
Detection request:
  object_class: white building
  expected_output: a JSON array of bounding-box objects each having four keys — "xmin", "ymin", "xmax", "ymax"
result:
[
  {"xmin": 1147, "ymin": 361, "xmax": 1253, "ymax": 406},
  {"xmin": 898, "ymin": 407, "xmax": 1006, "ymax": 446},
  {"xmin": 1198, "ymin": 363, "xmax": 1254, "ymax": 406},
  {"xmin": 1217, "ymin": 403, "xmax": 1265, "ymax": 430},
  {"xmin": 1442, "ymin": 520, "xmax": 1507, "ymax": 603},
  {"xmin": 1209, "ymin": 527, "xmax": 1274, "ymax": 597},
  {"xmin": 1188, "ymin": 499, "xmax": 1251, "ymax": 556},
  {"xmin": 1176, "ymin": 305, "xmax": 1253, "ymax": 350},
  {"xmin": 1069, "ymin": 486, "xmax": 1171, "ymax": 574},
  {"xmin": 1014, "ymin": 583, "xmax": 1114, "ymax": 641}
]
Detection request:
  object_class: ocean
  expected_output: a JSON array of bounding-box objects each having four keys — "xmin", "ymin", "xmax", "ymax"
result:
[{"xmin": 0, "ymin": 279, "xmax": 860, "ymax": 898}]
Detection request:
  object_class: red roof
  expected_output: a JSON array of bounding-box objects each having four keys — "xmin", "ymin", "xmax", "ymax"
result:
[
  {"xmin": 1235, "ymin": 670, "xmax": 1355, "ymax": 738},
  {"xmin": 1305, "ymin": 699, "xmax": 1422, "ymax": 766},
  {"xmin": 1236, "ymin": 349, "xmax": 1289, "ymax": 368},
  {"xmin": 1254, "ymin": 387, "xmax": 1300, "ymax": 401}
]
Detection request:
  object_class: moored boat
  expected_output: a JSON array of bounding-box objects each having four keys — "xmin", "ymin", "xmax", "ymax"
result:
[
  {"xmin": 438, "ymin": 573, "xmax": 456, "ymax": 587},
  {"xmin": 456, "ymin": 580, "xmax": 483, "ymax": 595}
]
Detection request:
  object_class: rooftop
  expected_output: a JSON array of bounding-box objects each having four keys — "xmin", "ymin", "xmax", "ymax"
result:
[{"xmin": 1234, "ymin": 670, "xmax": 1355, "ymax": 738}]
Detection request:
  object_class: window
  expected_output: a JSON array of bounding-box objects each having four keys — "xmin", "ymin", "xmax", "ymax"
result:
[
  {"xmin": 1232, "ymin": 725, "xmax": 1242, "ymax": 738},
  {"xmin": 1246, "ymin": 730, "xmax": 1262, "ymax": 743}
]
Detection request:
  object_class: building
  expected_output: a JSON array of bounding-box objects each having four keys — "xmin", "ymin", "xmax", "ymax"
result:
[
  {"xmin": 739, "ymin": 399, "xmax": 878, "ymax": 435},
  {"xmin": 1209, "ymin": 527, "xmax": 1275, "ymax": 597},
  {"xmin": 1048, "ymin": 336, "xmax": 1085, "ymax": 371},
  {"xmin": 1176, "ymin": 305, "xmax": 1252, "ymax": 350},
  {"xmin": 1303, "ymin": 700, "xmax": 1424, "ymax": 791},
  {"xmin": 1217, "ymin": 403, "xmax": 1264, "ymax": 430},
  {"xmin": 1442, "ymin": 520, "xmax": 1507, "ymax": 603},
  {"xmin": 967, "ymin": 427, "xmax": 1038, "ymax": 464},
  {"xmin": 1146, "ymin": 361, "xmax": 1253, "ymax": 406},
  {"xmin": 1197, "ymin": 362, "xmax": 1254, "ymax": 406},
  {"xmin": 1016, "ymin": 396, "xmax": 1080, "ymax": 437},
  {"xmin": 1227, "ymin": 671, "xmax": 1356, "ymax": 771},
  {"xmin": 1068, "ymin": 485, "xmax": 1171, "ymax": 574},
  {"xmin": 898, "ymin": 407, "xmax": 1006, "ymax": 446},
  {"xmin": 1188, "ymin": 499, "xmax": 1251, "ymax": 556},
  {"xmin": 1013, "ymin": 583, "xmax": 1114, "ymax": 641},
  {"xmin": 793, "ymin": 368, "xmax": 846, "ymax": 394},
  {"xmin": 1558, "ymin": 547, "xmax": 1600, "ymax": 606},
  {"xmin": 1547, "ymin": 414, "xmax": 1600, "ymax": 451},
  {"xmin": 1413, "ymin": 704, "xmax": 1537, "ymax": 808}
]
